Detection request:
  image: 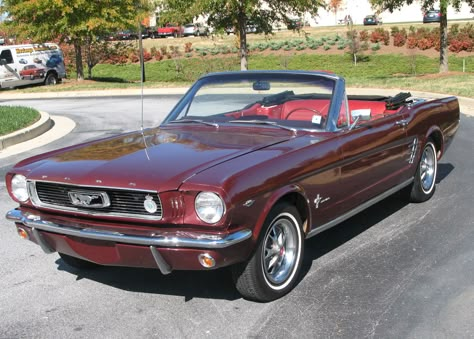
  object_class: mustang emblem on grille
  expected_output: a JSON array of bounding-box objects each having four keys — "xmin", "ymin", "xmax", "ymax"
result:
[{"xmin": 68, "ymin": 191, "xmax": 110, "ymax": 208}]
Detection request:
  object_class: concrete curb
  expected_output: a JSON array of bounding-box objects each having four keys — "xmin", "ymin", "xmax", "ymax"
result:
[{"xmin": 0, "ymin": 111, "xmax": 53, "ymax": 151}]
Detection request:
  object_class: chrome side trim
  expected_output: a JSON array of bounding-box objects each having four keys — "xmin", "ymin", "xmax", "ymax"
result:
[
  {"xmin": 6, "ymin": 209, "xmax": 252, "ymax": 249},
  {"xmin": 307, "ymin": 178, "xmax": 414, "ymax": 239},
  {"xmin": 150, "ymin": 246, "xmax": 172, "ymax": 275}
]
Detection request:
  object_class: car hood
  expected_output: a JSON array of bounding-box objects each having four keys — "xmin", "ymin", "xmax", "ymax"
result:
[{"xmin": 19, "ymin": 126, "xmax": 295, "ymax": 192}]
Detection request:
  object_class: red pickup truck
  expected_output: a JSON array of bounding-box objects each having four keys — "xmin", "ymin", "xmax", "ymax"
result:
[{"xmin": 151, "ymin": 23, "xmax": 183, "ymax": 38}]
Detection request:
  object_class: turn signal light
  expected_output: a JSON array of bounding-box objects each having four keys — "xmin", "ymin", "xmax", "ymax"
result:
[
  {"xmin": 198, "ymin": 253, "xmax": 216, "ymax": 268},
  {"xmin": 17, "ymin": 227, "xmax": 29, "ymax": 240}
]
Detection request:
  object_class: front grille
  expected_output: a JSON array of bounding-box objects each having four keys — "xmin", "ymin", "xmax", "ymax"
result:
[{"xmin": 29, "ymin": 181, "xmax": 162, "ymax": 220}]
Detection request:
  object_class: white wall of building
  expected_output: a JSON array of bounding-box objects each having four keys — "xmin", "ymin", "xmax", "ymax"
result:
[{"xmin": 306, "ymin": 0, "xmax": 473, "ymax": 27}]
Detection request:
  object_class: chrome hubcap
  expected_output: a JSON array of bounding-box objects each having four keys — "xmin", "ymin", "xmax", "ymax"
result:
[
  {"xmin": 262, "ymin": 217, "xmax": 298, "ymax": 285},
  {"xmin": 420, "ymin": 145, "xmax": 435, "ymax": 192}
]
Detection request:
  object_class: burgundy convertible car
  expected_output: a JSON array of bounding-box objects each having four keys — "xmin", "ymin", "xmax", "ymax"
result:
[{"xmin": 5, "ymin": 71, "xmax": 460, "ymax": 301}]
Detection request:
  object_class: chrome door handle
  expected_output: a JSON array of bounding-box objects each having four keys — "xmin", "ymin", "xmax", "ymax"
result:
[{"xmin": 396, "ymin": 119, "xmax": 408, "ymax": 127}]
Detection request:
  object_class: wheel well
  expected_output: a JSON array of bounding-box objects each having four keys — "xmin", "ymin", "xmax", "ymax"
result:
[
  {"xmin": 46, "ymin": 70, "xmax": 58, "ymax": 77},
  {"xmin": 276, "ymin": 193, "xmax": 309, "ymax": 235},
  {"xmin": 428, "ymin": 130, "xmax": 443, "ymax": 157}
]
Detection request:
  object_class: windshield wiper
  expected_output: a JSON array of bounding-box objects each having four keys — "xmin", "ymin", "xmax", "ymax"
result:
[
  {"xmin": 168, "ymin": 119, "xmax": 219, "ymax": 128},
  {"xmin": 228, "ymin": 120, "xmax": 297, "ymax": 135}
]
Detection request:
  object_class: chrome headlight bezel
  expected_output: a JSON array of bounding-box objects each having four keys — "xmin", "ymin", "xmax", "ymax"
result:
[
  {"xmin": 11, "ymin": 174, "xmax": 29, "ymax": 202},
  {"xmin": 195, "ymin": 192, "xmax": 225, "ymax": 224}
]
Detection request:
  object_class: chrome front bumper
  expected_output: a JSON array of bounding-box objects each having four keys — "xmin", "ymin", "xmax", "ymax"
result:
[
  {"xmin": 6, "ymin": 209, "xmax": 253, "ymax": 274},
  {"xmin": 6, "ymin": 209, "xmax": 252, "ymax": 249}
]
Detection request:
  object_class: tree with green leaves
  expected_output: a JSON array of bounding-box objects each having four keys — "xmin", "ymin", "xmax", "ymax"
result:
[
  {"xmin": 1, "ymin": 0, "xmax": 153, "ymax": 80},
  {"xmin": 369, "ymin": 0, "xmax": 474, "ymax": 73},
  {"xmin": 159, "ymin": 0, "xmax": 325, "ymax": 71}
]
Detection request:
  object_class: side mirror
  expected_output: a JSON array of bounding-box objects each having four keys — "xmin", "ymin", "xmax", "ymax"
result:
[{"xmin": 0, "ymin": 59, "xmax": 7, "ymax": 66}]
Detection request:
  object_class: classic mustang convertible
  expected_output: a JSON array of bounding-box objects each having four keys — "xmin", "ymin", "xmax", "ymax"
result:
[{"xmin": 5, "ymin": 71, "xmax": 460, "ymax": 301}]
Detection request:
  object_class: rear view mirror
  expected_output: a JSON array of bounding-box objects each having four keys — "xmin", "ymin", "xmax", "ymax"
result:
[{"xmin": 253, "ymin": 80, "xmax": 271, "ymax": 91}]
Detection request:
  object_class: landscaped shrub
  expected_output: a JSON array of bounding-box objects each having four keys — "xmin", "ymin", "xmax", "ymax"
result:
[
  {"xmin": 184, "ymin": 42, "xmax": 193, "ymax": 53},
  {"xmin": 393, "ymin": 31, "xmax": 407, "ymax": 47},
  {"xmin": 406, "ymin": 36, "xmax": 418, "ymax": 49},
  {"xmin": 359, "ymin": 30, "xmax": 369, "ymax": 42},
  {"xmin": 417, "ymin": 38, "xmax": 434, "ymax": 50},
  {"xmin": 258, "ymin": 42, "xmax": 269, "ymax": 51},
  {"xmin": 270, "ymin": 42, "xmax": 283, "ymax": 50},
  {"xmin": 449, "ymin": 34, "xmax": 474, "ymax": 52},
  {"xmin": 371, "ymin": 43, "xmax": 381, "ymax": 51},
  {"xmin": 143, "ymin": 50, "xmax": 152, "ymax": 62},
  {"xmin": 390, "ymin": 26, "xmax": 400, "ymax": 36},
  {"xmin": 370, "ymin": 28, "xmax": 389, "ymax": 45}
]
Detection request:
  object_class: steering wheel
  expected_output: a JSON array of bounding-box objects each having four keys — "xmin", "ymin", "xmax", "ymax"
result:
[{"xmin": 284, "ymin": 107, "xmax": 323, "ymax": 121}]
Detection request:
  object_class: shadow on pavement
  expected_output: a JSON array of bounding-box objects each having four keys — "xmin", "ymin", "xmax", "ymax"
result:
[{"xmin": 54, "ymin": 163, "xmax": 455, "ymax": 302}]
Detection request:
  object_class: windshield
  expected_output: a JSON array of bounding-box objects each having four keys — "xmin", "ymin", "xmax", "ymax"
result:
[{"xmin": 164, "ymin": 72, "xmax": 338, "ymax": 131}]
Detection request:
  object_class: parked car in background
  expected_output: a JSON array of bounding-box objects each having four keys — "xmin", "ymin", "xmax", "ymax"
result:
[
  {"xmin": 5, "ymin": 70, "xmax": 460, "ymax": 301},
  {"xmin": 0, "ymin": 36, "xmax": 4, "ymax": 45},
  {"xmin": 286, "ymin": 18, "xmax": 304, "ymax": 30},
  {"xmin": 423, "ymin": 9, "xmax": 441, "ymax": 23},
  {"xmin": 363, "ymin": 15, "xmax": 381, "ymax": 25},
  {"xmin": 153, "ymin": 23, "xmax": 184, "ymax": 38},
  {"xmin": 116, "ymin": 30, "xmax": 138, "ymax": 40},
  {"xmin": 183, "ymin": 23, "xmax": 209, "ymax": 37},
  {"xmin": 226, "ymin": 22, "xmax": 260, "ymax": 35}
]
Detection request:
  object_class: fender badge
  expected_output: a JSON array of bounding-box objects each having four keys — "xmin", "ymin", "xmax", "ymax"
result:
[{"xmin": 314, "ymin": 194, "xmax": 330, "ymax": 209}]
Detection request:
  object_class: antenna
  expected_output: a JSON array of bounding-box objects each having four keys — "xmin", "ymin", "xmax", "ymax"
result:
[
  {"xmin": 138, "ymin": 22, "xmax": 150, "ymax": 161},
  {"xmin": 138, "ymin": 21, "xmax": 145, "ymax": 131}
]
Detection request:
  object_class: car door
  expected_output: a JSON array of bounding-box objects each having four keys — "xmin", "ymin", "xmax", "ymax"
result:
[
  {"xmin": 336, "ymin": 110, "xmax": 413, "ymax": 214},
  {"xmin": 0, "ymin": 48, "xmax": 22, "ymax": 87}
]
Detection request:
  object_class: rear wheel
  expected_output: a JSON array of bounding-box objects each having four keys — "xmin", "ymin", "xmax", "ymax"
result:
[
  {"xmin": 44, "ymin": 72, "xmax": 58, "ymax": 86},
  {"xmin": 59, "ymin": 253, "xmax": 99, "ymax": 269},
  {"xmin": 232, "ymin": 202, "xmax": 304, "ymax": 302},
  {"xmin": 410, "ymin": 140, "xmax": 437, "ymax": 202}
]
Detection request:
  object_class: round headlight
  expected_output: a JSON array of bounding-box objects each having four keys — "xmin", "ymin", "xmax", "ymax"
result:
[
  {"xmin": 11, "ymin": 174, "xmax": 29, "ymax": 202},
  {"xmin": 195, "ymin": 192, "xmax": 224, "ymax": 224}
]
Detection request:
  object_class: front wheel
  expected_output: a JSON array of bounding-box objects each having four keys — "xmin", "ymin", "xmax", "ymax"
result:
[
  {"xmin": 410, "ymin": 140, "xmax": 437, "ymax": 202},
  {"xmin": 44, "ymin": 72, "xmax": 58, "ymax": 86},
  {"xmin": 232, "ymin": 202, "xmax": 304, "ymax": 302}
]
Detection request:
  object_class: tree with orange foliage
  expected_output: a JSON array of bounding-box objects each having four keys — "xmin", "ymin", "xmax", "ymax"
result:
[{"xmin": 327, "ymin": 0, "xmax": 344, "ymax": 24}]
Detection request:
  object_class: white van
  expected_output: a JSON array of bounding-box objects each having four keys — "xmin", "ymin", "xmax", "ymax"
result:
[{"xmin": 0, "ymin": 43, "xmax": 66, "ymax": 89}]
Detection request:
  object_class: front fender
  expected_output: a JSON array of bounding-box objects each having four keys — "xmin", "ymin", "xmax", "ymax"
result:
[{"xmin": 243, "ymin": 184, "xmax": 311, "ymax": 243}]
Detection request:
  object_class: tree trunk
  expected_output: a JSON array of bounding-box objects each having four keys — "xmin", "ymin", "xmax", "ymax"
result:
[
  {"xmin": 73, "ymin": 39, "xmax": 84, "ymax": 81},
  {"xmin": 238, "ymin": 4, "xmax": 248, "ymax": 71},
  {"xmin": 439, "ymin": 1, "xmax": 449, "ymax": 73},
  {"xmin": 86, "ymin": 39, "xmax": 92, "ymax": 80}
]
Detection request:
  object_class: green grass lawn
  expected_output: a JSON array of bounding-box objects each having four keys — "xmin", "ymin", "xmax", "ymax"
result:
[
  {"xmin": 0, "ymin": 106, "xmax": 40, "ymax": 136},
  {"xmin": 10, "ymin": 51, "xmax": 474, "ymax": 98}
]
